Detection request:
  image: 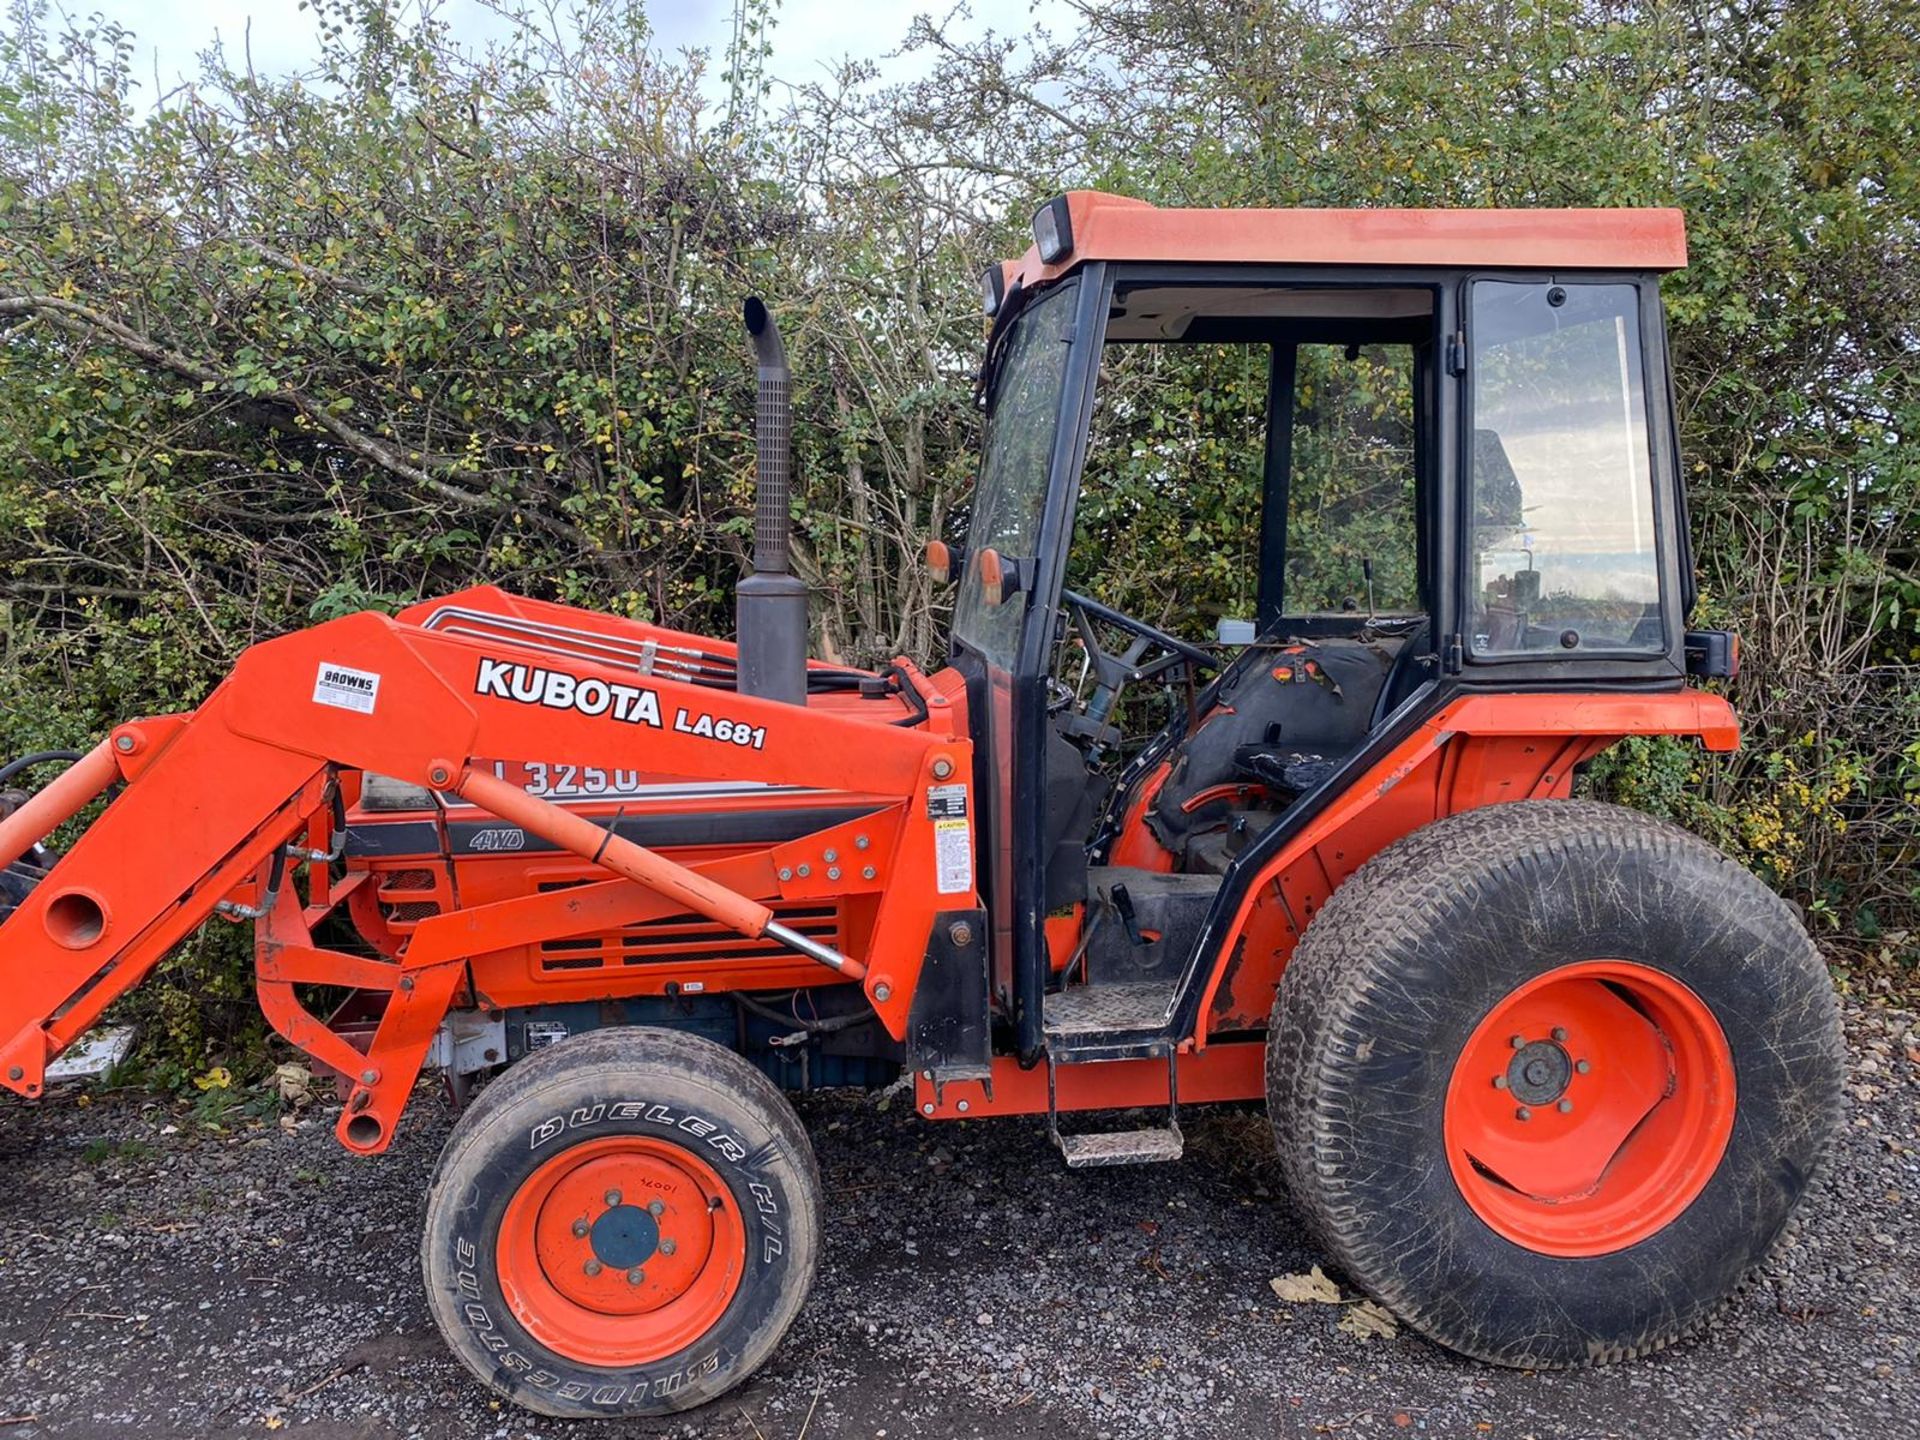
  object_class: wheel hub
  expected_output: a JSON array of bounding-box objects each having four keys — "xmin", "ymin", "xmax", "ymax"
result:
[
  {"xmin": 496, "ymin": 1135, "xmax": 746, "ymax": 1366},
  {"xmin": 1443, "ymin": 959, "xmax": 1736, "ymax": 1258},
  {"xmin": 1506, "ymin": 1039, "xmax": 1572, "ymax": 1105},
  {"xmin": 590, "ymin": 1203, "xmax": 661, "ymax": 1270}
]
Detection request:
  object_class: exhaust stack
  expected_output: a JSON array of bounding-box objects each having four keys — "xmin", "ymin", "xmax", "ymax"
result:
[{"xmin": 736, "ymin": 297, "xmax": 808, "ymax": 705}]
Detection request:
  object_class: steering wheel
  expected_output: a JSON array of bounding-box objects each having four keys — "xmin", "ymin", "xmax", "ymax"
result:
[{"xmin": 1058, "ymin": 589, "xmax": 1218, "ymax": 746}]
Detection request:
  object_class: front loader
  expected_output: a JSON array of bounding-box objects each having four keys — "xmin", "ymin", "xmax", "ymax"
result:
[{"xmin": 0, "ymin": 193, "xmax": 1841, "ymax": 1418}]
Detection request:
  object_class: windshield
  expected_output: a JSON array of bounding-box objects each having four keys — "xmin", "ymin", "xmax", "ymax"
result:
[{"xmin": 953, "ymin": 279, "xmax": 1081, "ymax": 669}]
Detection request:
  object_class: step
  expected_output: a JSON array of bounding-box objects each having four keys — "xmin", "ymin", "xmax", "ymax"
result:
[
  {"xmin": 1056, "ymin": 1124, "xmax": 1185, "ymax": 1169},
  {"xmin": 1043, "ymin": 981, "xmax": 1175, "ymax": 1038},
  {"xmin": 1043, "ymin": 981, "xmax": 1177, "ymax": 1063}
]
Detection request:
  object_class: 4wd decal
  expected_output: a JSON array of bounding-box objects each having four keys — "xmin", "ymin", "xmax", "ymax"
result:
[
  {"xmin": 474, "ymin": 658, "xmax": 768, "ymax": 749},
  {"xmin": 467, "ymin": 827, "xmax": 526, "ymax": 852}
]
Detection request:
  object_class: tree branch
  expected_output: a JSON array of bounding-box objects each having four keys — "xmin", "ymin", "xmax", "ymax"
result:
[{"xmin": 0, "ymin": 293, "xmax": 590, "ymax": 547}]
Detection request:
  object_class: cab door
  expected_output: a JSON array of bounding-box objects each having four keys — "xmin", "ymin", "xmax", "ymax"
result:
[{"xmin": 947, "ymin": 273, "xmax": 1102, "ymax": 1050}]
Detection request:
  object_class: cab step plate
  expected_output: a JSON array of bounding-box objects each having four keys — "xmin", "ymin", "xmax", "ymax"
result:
[{"xmin": 1055, "ymin": 1124, "xmax": 1185, "ymax": 1168}]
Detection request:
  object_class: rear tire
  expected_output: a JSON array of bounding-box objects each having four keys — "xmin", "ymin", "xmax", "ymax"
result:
[
  {"xmin": 1266, "ymin": 799, "xmax": 1841, "ymax": 1367},
  {"xmin": 421, "ymin": 1027, "xmax": 821, "ymax": 1417}
]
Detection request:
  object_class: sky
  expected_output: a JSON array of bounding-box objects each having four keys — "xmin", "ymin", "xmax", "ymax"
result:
[{"xmin": 68, "ymin": 0, "xmax": 1075, "ymax": 104}]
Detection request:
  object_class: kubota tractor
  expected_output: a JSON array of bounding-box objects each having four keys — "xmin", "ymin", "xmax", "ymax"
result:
[{"xmin": 0, "ymin": 193, "xmax": 1841, "ymax": 1417}]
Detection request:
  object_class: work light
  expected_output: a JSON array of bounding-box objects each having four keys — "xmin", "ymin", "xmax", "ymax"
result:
[{"xmin": 1032, "ymin": 195, "xmax": 1074, "ymax": 263}]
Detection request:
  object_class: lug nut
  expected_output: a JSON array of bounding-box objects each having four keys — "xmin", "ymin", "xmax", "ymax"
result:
[
  {"xmin": 583, "ymin": 1259, "xmax": 602, "ymax": 1277},
  {"xmin": 660, "ymin": 1238, "xmax": 677, "ymax": 1256},
  {"xmin": 1557, "ymin": 1099, "xmax": 1574, "ymax": 1114},
  {"xmin": 1515, "ymin": 1106, "xmax": 1532, "ymax": 1122},
  {"xmin": 1576, "ymin": 1059, "xmax": 1591, "ymax": 1074},
  {"xmin": 604, "ymin": 1189, "xmax": 622, "ymax": 1207},
  {"xmin": 648, "ymin": 1199, "xmax": 665, "ymax": 1218},
  {"xmin": 626, "ymin": 1267, "xmax": 645, "ymax": 1285},
  {"xmin": 1551, "ymin": 1026, "xmax": 1568, "ymax": 1042},
  {"xmin": 1492, "ymin": 1075, "xmax": 1508, "ymax": 1090},
  {"xmin": 571, "ymin": 1219, "xmax": 589, "ymax": 1238},
  {"xmin": 1509, "ymin": 1035, "xmax": 1526, "ymax": 1049}
]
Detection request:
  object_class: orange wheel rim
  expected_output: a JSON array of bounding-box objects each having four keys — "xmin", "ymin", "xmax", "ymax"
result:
[
  {"xmin": 496, "ymin": 1136, "xmax": 747, "ymax": 1367},
  {"xmin": 1443, "ymin": 959, "xmax": 1735, "ymax": 1257}
]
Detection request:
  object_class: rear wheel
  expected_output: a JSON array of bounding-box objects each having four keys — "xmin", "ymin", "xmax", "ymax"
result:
[
  {"xmin": 422, "ymin": 1028, "xmax": 820, "ymax": 1417},
  {"xmin": 1267, "ymin": 800, "xmax": 1841, "ymax": 1367}
]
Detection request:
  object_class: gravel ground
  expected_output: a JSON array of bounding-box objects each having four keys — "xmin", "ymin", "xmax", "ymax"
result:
[{"xmin": 0, "ymin": 997, "xmax": 1914, "ymax": 1440}]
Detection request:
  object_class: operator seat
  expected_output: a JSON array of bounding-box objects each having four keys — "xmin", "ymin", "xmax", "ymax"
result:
[{"xmin": 1369, "ymin": 619, "xmax": 1433, "ymax": 729}]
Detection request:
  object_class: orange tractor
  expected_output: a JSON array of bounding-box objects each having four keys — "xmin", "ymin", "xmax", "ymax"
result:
[{"xmin": 0, "ymin": 193, "xmax": 1840, "ymax": 1416}]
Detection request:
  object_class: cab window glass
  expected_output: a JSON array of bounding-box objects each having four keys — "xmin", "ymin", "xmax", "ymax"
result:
[
  {"xmin": 952, "ymin": 280, "xmax": 1080, "ymax": 670},
  {"xmin": 1467, "ymin": 281, "xmax": 1661, "ymax": 655},
  {"xmin": 1286, "ymin": 343, "xmax": 1418, "ymax": 614},
  {"xmin": 1072, "ymin": 340, "xmax": 1267, "ymax": 636}
]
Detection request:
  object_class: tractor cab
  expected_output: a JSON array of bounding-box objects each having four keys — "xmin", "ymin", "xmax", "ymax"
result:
[{"xmin": 942, "ymin": 193, "xmax": 1720, "ymax": 1103}]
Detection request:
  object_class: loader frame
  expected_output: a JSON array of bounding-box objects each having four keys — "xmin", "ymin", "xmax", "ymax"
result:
[{"xmin": 0, "ymin": 589, "xmax": 972, "ymax": 1151}]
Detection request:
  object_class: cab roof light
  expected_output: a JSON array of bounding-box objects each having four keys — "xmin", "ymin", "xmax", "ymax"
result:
[
  {"xmin": 981, "ymin": 263, "xmax": 1007, "ymax": 317},
  {"xmin": 1032, "ymin": 195, "xmax": 1074, "ymax": 265}
]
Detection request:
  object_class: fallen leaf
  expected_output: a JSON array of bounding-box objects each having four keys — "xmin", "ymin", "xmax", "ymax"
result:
[
  {"xmin": 274, "ymin": 1062, "xmax": 312, "ymax": 1107},
  {"xmin": 192, "ymin": 1066, "xmax": 232, "ymax": 1092},
  {"xmin": 1338, "ymin": 1300, "xmax": 1400, "ymax": 1340},
  {"xmin": 1270, "ymin": 1266, "xmax": 1342, "ymax": 1304}
]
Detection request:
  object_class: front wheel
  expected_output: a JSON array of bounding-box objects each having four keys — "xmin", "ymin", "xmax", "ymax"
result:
[
  {"xmin": 1267, "ymin": 799, "xmax": 1842, "ymax": 1367},
  {"xmin": 421, "ymin": 1027, "xmax": 821, "ymax": 1417}
]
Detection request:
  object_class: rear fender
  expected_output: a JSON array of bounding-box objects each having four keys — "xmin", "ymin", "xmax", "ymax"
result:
[{"xmin": 1191, "ymin": 689, "xmax": 1739, "ymax": 1042}]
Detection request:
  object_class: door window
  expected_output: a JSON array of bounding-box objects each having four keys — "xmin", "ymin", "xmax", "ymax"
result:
[{"xmin": 953, "ymin": 280, "xmax": 1080, "ymax": 669}]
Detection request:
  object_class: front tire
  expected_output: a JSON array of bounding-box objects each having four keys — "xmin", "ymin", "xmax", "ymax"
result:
[
  {"xmin": 421, "ymin": 1027, "xmax": 821, "ymax": 1418},
  {"xmin": 1267, "ymin": 800, "xmax": 1842, "ymax": 1367}
]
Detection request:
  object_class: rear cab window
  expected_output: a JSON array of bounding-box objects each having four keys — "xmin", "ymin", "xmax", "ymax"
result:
[{"xmin": 1466, "ymin": 281, "xmax": 1661, "ymax": 657}]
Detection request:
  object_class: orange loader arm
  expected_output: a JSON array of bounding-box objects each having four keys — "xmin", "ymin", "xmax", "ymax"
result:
[{"xmin": 0, "ymin": 601, "xmax": 971, "ymax": 1153}]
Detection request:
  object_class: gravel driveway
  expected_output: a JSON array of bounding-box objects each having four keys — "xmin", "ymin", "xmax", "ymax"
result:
[{"xmin": 1, "ymin": 997, "xmax": 1913, "ymax": 1440}]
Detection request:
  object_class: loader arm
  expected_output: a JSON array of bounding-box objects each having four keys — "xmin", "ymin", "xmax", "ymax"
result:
[{"xmin": 0, "ymin": 603, "xmax": 972, "ymax": 1152}]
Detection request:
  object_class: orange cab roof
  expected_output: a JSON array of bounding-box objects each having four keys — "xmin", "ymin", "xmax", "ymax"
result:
[{"xmin": 1002, "ymin": 191, "xmax": 1688, "ymax": 290}]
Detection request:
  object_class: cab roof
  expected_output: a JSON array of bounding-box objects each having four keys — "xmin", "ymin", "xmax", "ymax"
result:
[{"xmin": 999, "ymin": 191, "xmax": 1689, "ymax": 292}]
